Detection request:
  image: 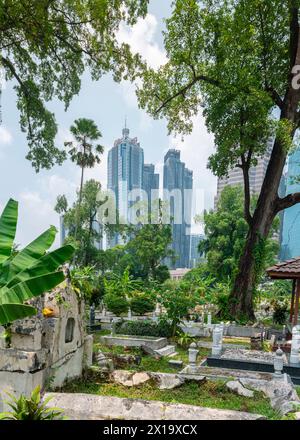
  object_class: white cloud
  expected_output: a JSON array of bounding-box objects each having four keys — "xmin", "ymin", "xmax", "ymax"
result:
[
  {"xmin": 0, "ymin": 126, "xmax": 12, "ymax": 145},
  {"xmin": 117, "ymin": 13, "xmax": 167, "ymax": 126},
  {"xmin": 117, "ymin": 14, "xmax": 167, "ymax": 69}
]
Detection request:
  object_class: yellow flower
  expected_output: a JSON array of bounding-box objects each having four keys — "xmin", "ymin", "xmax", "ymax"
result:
[{"xmin": 42, "ymin": 308, "xmax": 54, "ymax": 318}]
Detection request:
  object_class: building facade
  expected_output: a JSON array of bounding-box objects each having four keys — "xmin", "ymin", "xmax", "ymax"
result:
[
  {"xmin": 189, "ymin": 233, "xmax": 206, "ymax": 268},
  {"xmin": 107, "ymin": 126, "xmax": 159, "ymax": 247},
  {"xmin": 163, "ymin": 149, "xmax": 193, "ymax": 269},
  {"xmin": 215, "ymin": 140, "xmax": 273, "ymax": 206},
  {"xmin": 280, "ymin": 148, "xmax": 300, "ymax": 259}
]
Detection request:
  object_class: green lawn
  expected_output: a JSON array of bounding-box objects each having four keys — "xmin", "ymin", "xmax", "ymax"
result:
[{"xmin": 61, "ymin": 374, "xmax": 280, "ymax": 420}]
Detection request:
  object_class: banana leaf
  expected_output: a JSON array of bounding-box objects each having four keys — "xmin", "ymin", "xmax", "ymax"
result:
[
  {"xmin": 0, "ymin": 303, "xmax": 36, "ymax": 326},
  {"xmin": 0, "ymin": 199, "xmax": 17, "ymax": 264}
]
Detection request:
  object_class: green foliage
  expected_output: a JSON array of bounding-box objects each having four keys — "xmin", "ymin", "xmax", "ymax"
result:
[
  {"xmin": 130, "ymin": 292, "xmax": 155, "ymax": 315},
  {"xmin": 104, "ymin": 295, "xmax": 129, "ymax": 316},
  {"xmin": 116, "ymin": 318, "xmax": 173, "ymax": 338},
  {"xmin": 199, "ymin": 186, "xmax": 279, "ymax": 283},
  {"xmin": 104, "ymin": 267, "xmax": 143, "ymax": 298},
  {"xmin": 1, "ymin": 0, "xmax": 148, "ymax": 170},
  {"xmin": 272, "ymin": 298, "xmax": 289, "ymax": 325},
  {"xmin": 159, "ymin": 282, "xmax": 198, "ymax": 336},
  {"xmin": 71, "ymin": 266, "xmax": 103, "ymax": 305},
  {"xmin": 0, "ymin": 386, "xmax": 64, "ymax": 420},
  {"xmin": 61, "ymin": 179, "xmax": 104, "ymax": 267},
  {"xmin": 0, "ymin": 199, "xmax": 74, "ymax": 325},
  {"xmin": 175, "ymin": 331, "xmax": 196, "ymax": 349}
]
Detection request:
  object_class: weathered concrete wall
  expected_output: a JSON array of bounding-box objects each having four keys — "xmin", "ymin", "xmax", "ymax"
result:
[
  {"xmin": 45, "ymin": 392, "xmax": 265, "ymax": 420},
  {"xmin": 100, "ymin": 335, "xmax": 167, "ymax": 350},
  {"xmin": 0, "ymin": 285, "xmax": 93, "ymax": 411}
]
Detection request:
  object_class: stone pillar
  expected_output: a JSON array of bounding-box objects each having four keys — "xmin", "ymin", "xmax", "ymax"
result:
[
  {"xmin": 212, "ymin": 324, "xmax": 223, "ymax": 356},
  {"xmin": 83, "ymin": 335, "xmax": 94, "ymax": 369},
  {"xmin": 155, "ymin": 303, "xmax": 160, "ymax": 316},
  {"xmin": 111, "ymin": 318, "xmax": 117, "ymax": 336},
  {"xmin": 220, "ymin": 321, "xmax": 224, "ymax": 336},
  {"xmin": 207, "ymin": 312, "xmax": 212, "ymax": 327},
  {"xmin": 102, "ymin": 306, "xmax": 106, "ymax": 319},
  {"xmin": 273, "ymin": 348, "xmax": 284, "ymax": 379},
  {"xmin": 128, "ymin": 307, "xmax": 132, "ymax": 320},
  {"xmin": 188, "ymin": 342, "xmax": 199, "ymax": 373},
  {"xmin": 0, "ymin": 326, "xmax": 6, "ymax": 349},
  {"xmin": 290, "ymin": 327, "xmax": 300, "ymax": 364},
  {"xmin": 89, "ymin": 304, "xmax": 95, "ymax": 327}
]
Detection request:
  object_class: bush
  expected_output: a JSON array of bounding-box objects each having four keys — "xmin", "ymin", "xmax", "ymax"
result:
[
  {"xmin": 272, "ymin": 298, "xmax": 289, "ymax": 325},
  {"xmin": 116, "ymin": 318, "xmax": 173, "ymax": 338},
  {"xmin": 130, "ymin": 294, "xmax": 155, "ymax": 315},
  {"xmin": 104, "ymin": 294, "xmax": 129, "ymax": 316}
]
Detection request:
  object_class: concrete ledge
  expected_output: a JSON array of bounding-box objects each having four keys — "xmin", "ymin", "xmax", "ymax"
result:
[
  {"xmin": 100, "ymin": 335, "xmax": 167, "ymax": 350},
  {"xmin": 45, "ymin": 392, "xmax": 265, "ymax": 420}
]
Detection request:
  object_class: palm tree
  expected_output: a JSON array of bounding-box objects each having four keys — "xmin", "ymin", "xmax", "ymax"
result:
[{"xmin": 65, "ymin": 118, "xmax": 104, "ymax": 238}]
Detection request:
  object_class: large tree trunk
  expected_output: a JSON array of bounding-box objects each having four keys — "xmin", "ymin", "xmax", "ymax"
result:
[{"xmin": 229, "ymin": 136, "xmax": 286, "ymax": 319}]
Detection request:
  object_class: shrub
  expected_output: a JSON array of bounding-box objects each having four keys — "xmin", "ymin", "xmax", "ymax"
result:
[
  {"xmin": 0, "ymin": 386, "xmax": 64, "ymax": 420},
  {"xmin": 272, "ymin": 298, "xmax": 289, "ymax": 325},
  {"xmin": 104, "ymin": 294, "xmax": 129, "ymax": 316},
  {"xmin": 130, "ymin": 294, "xmax": 155, "ymax": 315},
  {"xmin": 116, "ymin": 318, "xmax": 173, "ymax": 338}
]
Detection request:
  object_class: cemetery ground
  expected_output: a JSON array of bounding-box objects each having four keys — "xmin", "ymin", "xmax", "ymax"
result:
[{"xmin": 56, "ymin": 330, "xmax": 298, "ymax": 420}]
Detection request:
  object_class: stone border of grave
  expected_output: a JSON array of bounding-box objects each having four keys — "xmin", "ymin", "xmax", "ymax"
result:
[{"xmin": 44, "ymin": 392, "xmax": 265, "ymax": 420}]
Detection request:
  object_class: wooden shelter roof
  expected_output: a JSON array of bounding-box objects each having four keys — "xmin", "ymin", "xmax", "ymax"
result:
[{"xmin": 266, "ymin": 257, "xmax": 300, "ymax": 279}]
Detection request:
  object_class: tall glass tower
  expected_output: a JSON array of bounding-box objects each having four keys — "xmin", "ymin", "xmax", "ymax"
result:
[
  {"xmin": 280, "ymin": 149, "xmax": 300, "ymax": 259},
  {"xmin": 107, "ymin": 126, "xmax": 159, "ymax": 246},
  {"xmin": 163, "ymin": 149, "xmax": 193, "ymax": 268}
]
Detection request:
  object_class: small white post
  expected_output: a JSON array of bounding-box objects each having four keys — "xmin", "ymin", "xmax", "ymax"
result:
[
  {"xmin": 273, "ymin": 348, "xmax": 284, "ymax": 379},
  {"xmin": 188, "ymin": 342, "xmax": 199, "ymax": 373},
  {"xmin": 290, "ymin": 327, "xmax": 300, "ymax": 364},
  {"xmin": 212, "ymin": 324, "xmax": 223, "ymax": 356}
]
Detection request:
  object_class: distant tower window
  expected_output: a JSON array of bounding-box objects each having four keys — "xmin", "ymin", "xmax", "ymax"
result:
[{"xmin": 65, "ymin": 318, "xmax": 75, "ymax": 343}]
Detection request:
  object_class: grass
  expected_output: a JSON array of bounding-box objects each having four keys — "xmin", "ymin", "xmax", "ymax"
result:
[{"xmin": 61, "ymin": 374, "xmax": 280, "ymax": 420}]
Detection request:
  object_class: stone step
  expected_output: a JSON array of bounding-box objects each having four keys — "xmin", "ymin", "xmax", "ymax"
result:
[{"xmin": 155, "ymin": 345, "xmax": 176, "ymax": 357}]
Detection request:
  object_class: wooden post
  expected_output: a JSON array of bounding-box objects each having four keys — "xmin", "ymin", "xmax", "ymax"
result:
[
  {"xmin": 293, "ymin": 278, "xmax": 300, "ymax": 327},
  {"xmin": 290, "ymin": 279, "xmax": 296, "ymax": 323}
]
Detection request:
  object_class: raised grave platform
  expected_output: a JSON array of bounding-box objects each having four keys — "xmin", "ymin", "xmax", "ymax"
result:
[
  {"xmin": 100, "ymin": 335, "xmax": 168, "ymax": 350},
  {"xmin": 206, "ymin": 348, "xmax": 300, "ymax": 385}
]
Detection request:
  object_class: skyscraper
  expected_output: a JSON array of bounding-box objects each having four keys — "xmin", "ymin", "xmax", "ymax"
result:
[
  {"xmin": 142, "ymin": 163, "xmax": 159, "ymax": 220},
  {"xmin": 215, "ymin": 140, "xmax": 273, "ymax": 206},
  {"xmin": 280, "ymin": 149, "xmax": 300, "ymax": 259},
  {"xmin": 163, "ymin": 149, "xmax": 193, "ymax": 268},
  {"xmin": 189, "ymin": 233, "xmax": 206, "ymax": 268},
  {"xmin": 107, "ymin": 126, "xmax": 159, "ymax": 246}
]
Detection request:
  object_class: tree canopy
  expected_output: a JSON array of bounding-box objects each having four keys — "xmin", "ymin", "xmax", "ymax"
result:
[{"xmin": 0, "ymin": 0, "xmax": 148, "ymax": 170}]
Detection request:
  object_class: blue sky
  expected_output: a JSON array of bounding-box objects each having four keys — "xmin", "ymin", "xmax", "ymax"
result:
[{"xmin": 0, "ymin": 1, "xmax": 216, "ymax": 247}]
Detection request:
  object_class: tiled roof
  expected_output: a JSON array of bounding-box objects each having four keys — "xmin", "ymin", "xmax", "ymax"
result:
[{"xmin": 266, "ymin": 257, "xmax": 300, "ymax": 278}]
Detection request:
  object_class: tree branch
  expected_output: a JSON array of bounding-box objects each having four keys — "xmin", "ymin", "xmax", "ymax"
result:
[
  {"xmin": 275, "ymin": 192, "xmax": 300, "ymax": 212},
  {"xmin": 154, "ymin": 74, "xmax": 221, "ymax": 115}
]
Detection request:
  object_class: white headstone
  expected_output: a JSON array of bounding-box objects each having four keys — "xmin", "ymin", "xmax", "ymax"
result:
[
  {"xmin": 212, "ymin": 324, "xmax": 223, "ymax": 356},
  {"xmin": 207, "ymin": 312, "xmax": 212, "ymax": 327},
  {"xmin": 290, "ymin": 327, "xmax": 300, "ymax": 364},
  {"xmin": 273, "ymin": 348, "xmax": 284, "ymax": 378},
  {"xmin": 188, "ymin": 342, "xmax": 199, "ymax": 372}
]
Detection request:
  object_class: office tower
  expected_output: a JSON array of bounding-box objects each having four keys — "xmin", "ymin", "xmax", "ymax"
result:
[
  {"xmin": 280, "ymin": 149, "xmax": 300, "ymax": 259},
  {"xmin": 107, "ymin": 125, "xmax": 159, "ymax": 246},
  {"xmin": 163, "ymin": 149, "xmax": 193, "ymax": 268},
  {"xmin": 189, "ymin": 233, "xmax": 206, "ymax": 268},
  {"xmin": 143, "ymin": 163, "xmax": 160, "ymax": 220},
  {"xmin": 215, "ymin": 140, "xmax": 273, "ymax": 206}
]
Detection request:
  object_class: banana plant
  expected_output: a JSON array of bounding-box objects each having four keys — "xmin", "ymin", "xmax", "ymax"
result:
[{"xmin": 0, "ymin": 199, "xmax": 74, "ymax": 325}]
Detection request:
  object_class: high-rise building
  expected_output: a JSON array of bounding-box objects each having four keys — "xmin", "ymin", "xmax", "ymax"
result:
[
  {"xmin": 280, "ymin": 149, "xmax": 300, "ymax": 259},
  {"xmin": 215, "ymin": 140, "xmax": 273, "ymax": 206},
  {"xmin": 189, "ymin": 233, "xmax": 206, "ymax": 268},
  {"xmin": 107, "ymin": 126, "xmax": 159, "ymax": 246},
  {"xmin": 163, "ymin": 149, "xmax": 193, "ymax": 268},
  {"xmin": 143, "ymin": 163, "xmax": 159, "ymax": 220}
]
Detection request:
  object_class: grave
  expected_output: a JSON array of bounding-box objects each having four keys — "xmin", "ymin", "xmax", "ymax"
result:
[
  {"xmin": 0, "ymin": 284, "xmax": 93, "ymax": 411},
  {"xmin": 206, "ymin": 347, "xmax": 300, "ymax": 384}
]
